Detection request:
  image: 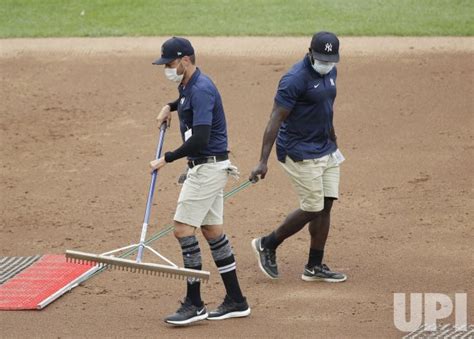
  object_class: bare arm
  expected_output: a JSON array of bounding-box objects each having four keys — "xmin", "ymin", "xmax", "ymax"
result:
[{"xmin": 249, "ymin": 103, "xmax": 291, "ymax": 182}]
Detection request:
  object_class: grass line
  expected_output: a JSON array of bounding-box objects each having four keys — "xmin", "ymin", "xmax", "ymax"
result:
[{"xmin": 1, "ymin": 0, "xmax": 472, "ymax": 37}]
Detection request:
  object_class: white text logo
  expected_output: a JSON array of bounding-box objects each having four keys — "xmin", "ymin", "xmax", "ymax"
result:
[{"xmin": 393, "ymin": 293, "xmax": 468, "ymax": 333}]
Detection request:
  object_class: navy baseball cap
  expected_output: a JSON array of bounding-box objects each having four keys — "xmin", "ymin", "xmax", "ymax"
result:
[
  {"xmin": 152, "ymin": 37, "xmax": 195, "ymax": 65},
  {"xmin": 310, "ymin": 31, "xmax": 340, "ymax": 62}
]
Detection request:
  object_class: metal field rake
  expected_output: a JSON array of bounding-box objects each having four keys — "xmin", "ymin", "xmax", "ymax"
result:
[{"xmin": 66, "ymin": 124, "xmax": 210, "ymax": 282}]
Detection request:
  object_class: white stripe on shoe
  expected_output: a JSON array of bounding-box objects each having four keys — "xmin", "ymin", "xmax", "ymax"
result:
[
  {"xmin": 301, "ymin": 274, "xmax": 347, "ymax": 283},
  {"xmin": 165, "ymin": 312, "xmax": 209, "ymax": 325},
  {"xmin": 207, "ymin": 308, "xmax": 251, "ymax": 321}
]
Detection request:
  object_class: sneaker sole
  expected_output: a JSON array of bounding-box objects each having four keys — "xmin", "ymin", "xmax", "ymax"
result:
[
  {"xmin": 165, "ymin": 313, "xmax": 208, "ymax": 325},
  {"xmin": 207, "ymin": 308, "xmax": 251, "ymax": 321},
  {"xmin": 301, "ymin": 274, "xmax": 347, "ymax": 283},
  {"xmin": 251, "ymin": 238, "xmax": 278, "ymax": 280}
]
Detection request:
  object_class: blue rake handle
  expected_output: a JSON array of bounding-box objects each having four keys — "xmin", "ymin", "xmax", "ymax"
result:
[{"xmin": 136, "ymin": 123, "xmax": 167, "ymax": 263}]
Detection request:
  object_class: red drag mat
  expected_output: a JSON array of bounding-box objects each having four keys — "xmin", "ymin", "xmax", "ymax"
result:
[{"xmin": 0, "ymin": 254, "xmax": 95, "ymax": 310}]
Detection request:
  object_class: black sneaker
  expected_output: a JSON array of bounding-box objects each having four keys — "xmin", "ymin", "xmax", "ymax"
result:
[
  {"xmin": 301, "ymin": 264, "xmax": 347, "ymax": 283},
  {"xmin": 207, "ymin": 295, "xmax": 251, "ymax": 320},
  {"xmin": 164, "ymin": 298, "xmax": 208, "ymax": 325},
  {"xmin": 251, "ymin": 237, "xmax": 278, "ymax": 279}
]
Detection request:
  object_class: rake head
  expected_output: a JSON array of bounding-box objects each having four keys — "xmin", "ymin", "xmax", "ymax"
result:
[{"xmin": 65, "ymin": 250, "xmax": 210, "ymax": 282}]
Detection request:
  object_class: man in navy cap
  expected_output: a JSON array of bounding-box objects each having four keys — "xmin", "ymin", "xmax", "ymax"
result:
[
  {"xmin": 150, "ymin": 37, "xmax": 250, "ymax": 325},
  {"xmin": 249, "ymin": 32, "xmax": 347, "ymax": 283}
]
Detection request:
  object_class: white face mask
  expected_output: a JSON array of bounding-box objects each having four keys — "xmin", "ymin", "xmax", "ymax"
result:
[
  {"xmin": 311, "ymin": 59, "xmax": 336, "ymax": 75},
  {"xmin": 164, "ymin": 66, "xmax": 184, "ymax": 83}
]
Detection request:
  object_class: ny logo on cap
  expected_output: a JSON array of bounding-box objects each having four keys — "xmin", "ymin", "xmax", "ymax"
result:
[{"xmin": 325, "ymin": 43, "xmax": 333, "ymax": 52}]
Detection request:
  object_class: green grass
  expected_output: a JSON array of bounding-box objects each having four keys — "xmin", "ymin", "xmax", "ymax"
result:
[{"xmin": 0, "ymin": 0, "xmax": 472, "ymax": 37}]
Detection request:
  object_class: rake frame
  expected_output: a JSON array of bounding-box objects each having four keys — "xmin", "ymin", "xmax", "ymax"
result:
[{"xmin": 66, "ymin": 123, "xmax": 210, "ymax": 282}]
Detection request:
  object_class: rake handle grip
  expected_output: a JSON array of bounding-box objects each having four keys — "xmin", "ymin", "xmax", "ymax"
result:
[{"xmin": 137, "ymin": 123, "xmax": 167, "ymax": 262}]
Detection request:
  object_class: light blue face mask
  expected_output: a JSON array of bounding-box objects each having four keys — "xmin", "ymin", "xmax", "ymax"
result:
[
  {"xmin": 310, "ymin": 54, "xmax": 336, "ymax": 75},
  {"xmin": 164, "ymin": 59, "xmax": 184, "ymax": 83},
  {"xmin": 312, "ymin": 60, "xmax": 335, "ymax": 75}
]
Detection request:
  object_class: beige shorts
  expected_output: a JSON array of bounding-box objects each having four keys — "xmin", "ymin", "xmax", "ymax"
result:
[
  {"xmin": 174, "ymin": 160, "xmax": 230, "ymax": 227},
  {"xmin": 280, "ymin": 153, "xmax": 340, "ymax": 212}
]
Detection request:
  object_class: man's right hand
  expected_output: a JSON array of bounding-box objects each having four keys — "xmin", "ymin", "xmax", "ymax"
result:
[
  {"xmin": 249, "ymin": 161, "xmax": 268, "ymax": 183},
  {"xmin": 156, "ymin": 105, "xmax": 172, "ymax": 128}
]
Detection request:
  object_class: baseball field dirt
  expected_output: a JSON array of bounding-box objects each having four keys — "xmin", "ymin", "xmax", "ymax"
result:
[{"xmin": 1, "ymin": 37, "xmax": 472, "ymax": 338}]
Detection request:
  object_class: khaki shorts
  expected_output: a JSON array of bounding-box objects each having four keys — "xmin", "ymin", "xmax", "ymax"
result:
[
  {"xmin": 280, "ymin": 153, "xmax": 340, "ymax": 212},
  {"xmin": 174, "ymin": 160, "xmax": 230, "ymax": 227}
]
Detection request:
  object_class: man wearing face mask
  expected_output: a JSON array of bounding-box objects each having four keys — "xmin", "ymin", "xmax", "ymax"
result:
[
  {"xmin": 249, "ymin": 32, "xmax": 347, "ymax": 283},
  {"xmin": 150, "ymin": 37, "xmax": 250, "ymax": 326}
]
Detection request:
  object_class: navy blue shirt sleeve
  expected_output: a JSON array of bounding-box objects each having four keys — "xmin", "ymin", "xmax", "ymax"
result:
[
  {"xmin": 274, "ymin": 73, "xmax": 305, "ymax": 111},
  {"xmin": 191, "ymin": 88, "xmax": 215, "ymax": 126}
]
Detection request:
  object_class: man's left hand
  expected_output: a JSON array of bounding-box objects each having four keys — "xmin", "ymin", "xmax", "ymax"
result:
[{"xmin": 150, "ymin": 156, "xmax": 166, "ymax": 172}]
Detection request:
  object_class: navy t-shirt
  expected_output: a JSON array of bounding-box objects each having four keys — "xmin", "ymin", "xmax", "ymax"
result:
[
  {"xmin": 177, "ymin": 68, "xmax": 228, "ymax": 160},
  {"xmin": 274, "ymin": 55, "xmax": 338, "ymax": 162}
]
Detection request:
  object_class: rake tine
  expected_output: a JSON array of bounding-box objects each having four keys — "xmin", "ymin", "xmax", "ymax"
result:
[{"xmin": 65, "ymin": 250, "xmax": 211, "ymax": 281}]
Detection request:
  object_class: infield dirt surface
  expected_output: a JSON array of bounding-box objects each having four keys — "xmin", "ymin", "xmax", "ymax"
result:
[{"xmin": 1, "ymin": 37, "xmax": 473, "ymax": 338}]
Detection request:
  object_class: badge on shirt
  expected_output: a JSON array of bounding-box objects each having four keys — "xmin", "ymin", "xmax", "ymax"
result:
[
  {"xmin": 184, "ymin": 128, "xmax": 192, "ymax": 141},
  {"xmin": 332, "ymin": 149, "xmax": 345, "ymax": 165}
]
